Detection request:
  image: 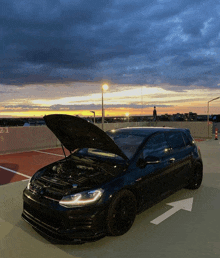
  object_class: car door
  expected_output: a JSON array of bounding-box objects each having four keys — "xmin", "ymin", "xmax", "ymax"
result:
[
  {"xmin": 132, "ymin": 132, "xmax": 178, "ymax": 208},
  {"xmin": 164, "ymin": 131, "xmax": 193, "ymax": 189}
]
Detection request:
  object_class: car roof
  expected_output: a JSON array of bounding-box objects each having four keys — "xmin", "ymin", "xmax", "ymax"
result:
[{"xmin": 108, "ymin": 127, "xmax": 189, "ymax": 136}]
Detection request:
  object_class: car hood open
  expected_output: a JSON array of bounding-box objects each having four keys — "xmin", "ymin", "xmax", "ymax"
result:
[{"xmin": 44, "ymin": 114, "xmax": 128, "ymax": 160}]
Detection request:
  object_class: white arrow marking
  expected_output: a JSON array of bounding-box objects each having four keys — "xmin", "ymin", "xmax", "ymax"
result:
[{"xmin": 150, "ymin": 197, "xmax": 193, "ymax": 225}]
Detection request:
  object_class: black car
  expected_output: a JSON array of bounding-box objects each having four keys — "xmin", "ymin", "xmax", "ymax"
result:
[{"xmin": 22, "ymin": 114, "xmax": 203, "ymax": 243}]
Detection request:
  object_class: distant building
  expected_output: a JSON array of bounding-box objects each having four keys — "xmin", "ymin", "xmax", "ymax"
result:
[
  {"xmin": 159, "ymin": 114, "xmax": 170, "ymax": 121},
  {"xmin": 171, "ymin": 112, "xmax": 197, "ymax": 121},
  {"xmin": 197, "ymin": 115, "xmax": 207, "ymax": 121},
  {"xmin": 184, "ymin": 113, "xmax": 189, "ymax": 121},
  {"xmin": 172, "ymin": 113, "xmax": 184, "ymax": 121},
  {"xmin": 188, "ymin": 112, "xmax": 197, "ymax": 121}
]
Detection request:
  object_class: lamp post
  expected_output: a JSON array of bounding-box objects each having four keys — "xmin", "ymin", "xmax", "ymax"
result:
[
  {"xmin": 125, "ymin": 112, "xmax": 129, "ymax": 123},
  {"xmin": 102, "ymin": 84, "xmax": 109, "ymax": 130},
  {"xmin": 207, "ymin": 96, "xmax": 220, "ymax": 138},
  {"xmin": 90, "ymin": 111, "xmax": 95, "ymax": 124}
]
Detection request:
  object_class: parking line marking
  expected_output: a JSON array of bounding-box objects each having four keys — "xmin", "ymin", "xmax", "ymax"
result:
[
  {"xmin": 34, "ymin": 150, "xmax": 64, "ymax": 157},
  {"xmin": 0, "ymin": 166, "xmax": 31, "ymax": 179}
]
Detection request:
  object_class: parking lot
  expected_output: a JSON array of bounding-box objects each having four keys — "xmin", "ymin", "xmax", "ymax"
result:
[{"xmin": 1, "ymin": 137, "xmax": 220, "ymax": 258}]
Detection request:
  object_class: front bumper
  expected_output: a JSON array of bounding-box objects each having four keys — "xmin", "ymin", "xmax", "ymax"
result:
[{"xmin": 21, "ymin": 189, "xmax": 107, "ymax": 243}]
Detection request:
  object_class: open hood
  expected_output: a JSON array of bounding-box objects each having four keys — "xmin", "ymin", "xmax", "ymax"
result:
[{"xmin": 44, "ymin": 114, "xmax": 128, "ymax": 160}]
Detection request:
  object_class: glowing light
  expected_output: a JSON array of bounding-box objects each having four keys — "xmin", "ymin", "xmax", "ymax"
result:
[{"xmin": 102, "ymin": 84, "xmax": 109, "ymax": 91}]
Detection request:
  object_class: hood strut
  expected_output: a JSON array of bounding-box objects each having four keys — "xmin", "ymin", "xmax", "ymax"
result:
[{"xmin": 61, "ymin": 144, "xmax": 67, "ymax": 159}]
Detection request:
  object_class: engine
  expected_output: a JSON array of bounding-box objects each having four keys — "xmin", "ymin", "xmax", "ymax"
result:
[
  {"xmin": 51, "ymin": 159, "xmax": 98, "ymax": 179},
  {"xmin": 37, "ymin": 157, "xmax": 111, "ymax": 190}
]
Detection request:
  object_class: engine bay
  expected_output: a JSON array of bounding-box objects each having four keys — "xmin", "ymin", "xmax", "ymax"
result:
[{"xmin": 31, "ymin": 155, "xmax": 123, "ymax": 197}]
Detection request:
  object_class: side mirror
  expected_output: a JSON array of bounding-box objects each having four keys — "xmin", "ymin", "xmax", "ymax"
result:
[{"xmin": 136, "ymin": 158, "xmax": 146, "ymax": 168}]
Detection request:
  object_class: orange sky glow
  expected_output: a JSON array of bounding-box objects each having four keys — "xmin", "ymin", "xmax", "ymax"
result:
[{"xmin": 0, "ymin": 83, "xmax": 220, "ymax": 118}]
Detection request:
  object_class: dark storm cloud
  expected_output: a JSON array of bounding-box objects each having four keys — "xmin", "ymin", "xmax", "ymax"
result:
[
  {"xmin": 3, "ymin": 103, "xmax": 173, "ymax": 111},
  {"xmin": 1, "ymin": 0, "xmax": 220, "ymax": 88}
]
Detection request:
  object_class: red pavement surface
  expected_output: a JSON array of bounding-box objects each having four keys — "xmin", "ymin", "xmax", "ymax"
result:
[
  {"xmin": 194, "ymin": 139, "xmax": 205, "ymax": 142},
  {"xmin": 0, "ymin": 140, "xmax": 205, "ymax": 185},
  {"xmin": 0, "ymin": 147, "xmax": 66, "ymax": 185}
]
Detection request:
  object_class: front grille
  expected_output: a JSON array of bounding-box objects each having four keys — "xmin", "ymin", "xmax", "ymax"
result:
[
  {"xmin": 24, "ymin": 202, "xmax": 63, "ymax": 229},
  {"xmin": 24, "ymin": 202, "xmax": 95, "ymax": 231},
  {"xmin": 67, "ymin": 218, "xmax": 93, "ymax": 229}
]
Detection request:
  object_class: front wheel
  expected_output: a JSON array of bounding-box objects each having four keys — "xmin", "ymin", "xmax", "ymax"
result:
[
  {"xmin": 106, "ymin": 190, "xmax": 137, "ymax": 236},
  {"xmin": 185, "ymin": 162, "xmax": 203, "ymax": 189}
]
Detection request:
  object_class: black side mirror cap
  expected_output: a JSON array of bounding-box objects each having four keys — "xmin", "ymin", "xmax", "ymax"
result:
[{"xmin": 137, "ymin": 158, "xmax": 146, "ymax": 168}]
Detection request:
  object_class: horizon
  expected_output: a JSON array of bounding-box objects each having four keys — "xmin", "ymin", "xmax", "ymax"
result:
[
  {"xmin": 0, "ymin": 83, "xmax": 220, "ymax": 118},
  {"xmin": 0, "ymin": 112, "xmax": 216, "ymax": 119}
]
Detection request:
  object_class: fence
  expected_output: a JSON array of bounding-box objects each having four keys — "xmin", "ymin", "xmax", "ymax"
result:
[{"xmin": 0, "ymin": 121, "xmax": 213, "ymax": 155}]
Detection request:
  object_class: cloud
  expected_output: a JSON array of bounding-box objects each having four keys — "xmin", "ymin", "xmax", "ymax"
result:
[
  {"xmin": 1, "ymin": 0, "xmax": 220, "ymax": 88},
  {"xmin": 2, "ymin": 103, "xmax": 174, "ymax": 112}
]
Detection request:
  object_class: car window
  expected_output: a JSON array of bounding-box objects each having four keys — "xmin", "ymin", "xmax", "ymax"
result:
[
  {"xmin": 165, "ymin": 132, "xmax": 185, "ymax": 149},
  {"xmin": 181, "ymin": 132, "xmax": 191, "ymax": 146},
  {"xmin": 142, "ymin": 133, "xmax": 169, "ymax": 158},
  {"xmin": 185, "ymin": 130, "xmax": 194, "ymax": 143}
]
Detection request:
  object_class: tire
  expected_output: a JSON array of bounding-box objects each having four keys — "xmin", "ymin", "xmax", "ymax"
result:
[
  {"xmin": 106, "ymin": 190, "xmax": 137, "ymax": 236},
  {"xmin": 185, "ymin": 162, "xmax": 203, "ymax": 190}
]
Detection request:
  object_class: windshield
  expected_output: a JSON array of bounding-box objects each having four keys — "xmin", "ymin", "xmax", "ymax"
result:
[
  {"xmin": 106, "ymin": 132, "xmax": 146, "ymax": 159},
  {"xmin": 76, "ymin": 133, "xmax": 146, "ymax": 160},
  {"xmin": 76, "ymin": 148, "xmax": 124, "ymax": 160}
]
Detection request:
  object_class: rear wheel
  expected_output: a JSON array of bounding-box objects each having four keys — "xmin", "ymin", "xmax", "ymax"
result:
[
  {"xmin": 106, "ymin": 190, "xmax": 137, "ymax": 236},
  {"xmin": 185, "ymin": 162, "xmax": 203, "ymax": 189}
]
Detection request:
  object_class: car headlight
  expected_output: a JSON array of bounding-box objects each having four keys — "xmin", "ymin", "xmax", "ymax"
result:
[
  {"xmin": 59, "ymin": 189, "xmax": 104, "ymax": 208},
  {"xmin": 27, "ymin": 178, "xmax": 31, "ymax": 190}
]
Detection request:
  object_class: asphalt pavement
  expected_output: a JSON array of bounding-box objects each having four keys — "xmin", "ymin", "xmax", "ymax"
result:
[{"xmin": 0, "ymin": 137, "xmax": 220, "ymax": 258}]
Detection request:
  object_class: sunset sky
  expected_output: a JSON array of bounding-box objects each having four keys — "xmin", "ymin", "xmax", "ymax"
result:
[{"xmin": 1, "ymin": 0, "xmax": 220, "ymax": 117}]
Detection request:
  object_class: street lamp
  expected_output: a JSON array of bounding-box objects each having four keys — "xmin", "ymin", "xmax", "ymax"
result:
[
  {"xmin": 125, "ymin": 112, "xmax": 129, "ymax": 123},
  {"xmin": 102, "ymin": 84, "xmax": 109, "ymax": 130},
  {"xmin": 207, "ymin": 96, "xmax": 220, "ymax": 138},
  {"xmin": 90, "ymin": 111, "xmax": 95, "ymax": 124}
]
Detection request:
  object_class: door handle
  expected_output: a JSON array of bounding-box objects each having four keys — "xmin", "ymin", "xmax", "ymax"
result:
[{"xmin": 169, "ymin": 157, "xmax": 175, "ymax": 163}]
